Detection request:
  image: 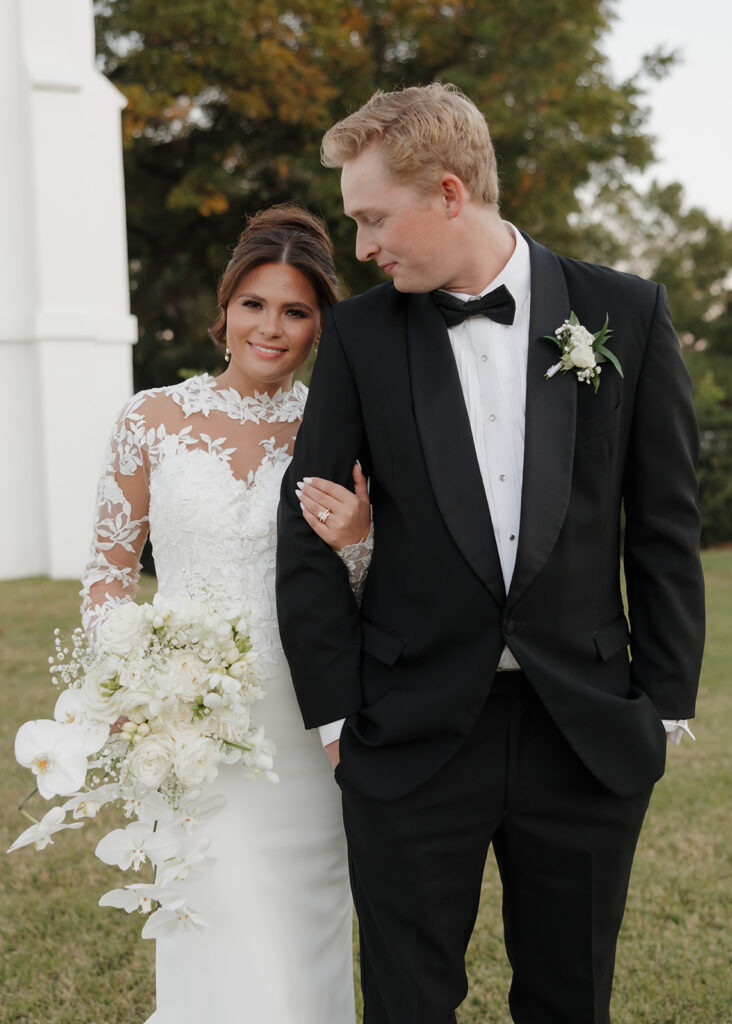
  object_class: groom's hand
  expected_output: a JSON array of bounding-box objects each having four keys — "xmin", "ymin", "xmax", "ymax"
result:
[{"xmin": 325, "ymin": 739, "xmax": 341, "ymax": 769}]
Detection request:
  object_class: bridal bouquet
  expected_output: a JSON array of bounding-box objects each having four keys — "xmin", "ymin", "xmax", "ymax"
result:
[{"xmin": 8, "ymin": 595, "xmax": 277, "ymax": 937}]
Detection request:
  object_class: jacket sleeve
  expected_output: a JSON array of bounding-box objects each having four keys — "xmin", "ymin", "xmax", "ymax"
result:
[
  {"xmin": 623, "ymin": 284, "xmax": 705, "ymax": 718},
  {"xmin": 276, "ymin": 308, "xmax": 367, "ymax": 728}
]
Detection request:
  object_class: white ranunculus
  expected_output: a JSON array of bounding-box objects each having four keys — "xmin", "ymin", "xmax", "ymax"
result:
[
  {"xmin": 96, "ymin": 601, "xmax": 149, "ymax": 656},
  {"xmin": 159, "ymin": 652, "xmax": 208, "ymax": 700},
  {"xmin": 127, "ymin": 733, "xmax": 176, "ymax": 788},
  {"xmin": 568, "ymin": 341, "xmax": 596, "ymax": 369},
  {"xmin": 14, "ymin": 719, "xmax": 90, "ymax": 799},
  {"xmin": 173, "ymin": 736, "xmax": 219, "ymax": 788}
]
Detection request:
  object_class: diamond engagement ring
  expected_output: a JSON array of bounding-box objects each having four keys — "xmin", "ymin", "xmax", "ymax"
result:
[{"xmin": 318, "ymin": 507, "xmax": 333, "ymax": 524}]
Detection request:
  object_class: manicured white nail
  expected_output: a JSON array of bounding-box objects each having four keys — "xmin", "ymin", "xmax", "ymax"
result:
[
  {"xmin": 303, "ymin": 476, "xmax": 313, "ymax": 483},
  {"xmin": 295, "ymin": 489, "xmax": 303, "ymax": 499}
]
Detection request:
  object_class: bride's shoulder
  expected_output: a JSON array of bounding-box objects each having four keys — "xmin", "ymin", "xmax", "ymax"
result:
[{"xmin": 114, "ymin": 374, "xmax": 214, "ymax": 424}]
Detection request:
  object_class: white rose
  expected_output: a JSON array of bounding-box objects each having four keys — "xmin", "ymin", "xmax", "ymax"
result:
[
  {"xmin": 568, "ymin": 341, "xmax": 596, "ymax": 369},
  {"xmin": 96, "ymin": 602, "xmax": 149, "ymax": 656},
  {"xmin": 127, "ymin": 733, "xmax": 175, "ymax": 788},
  {"xmin": 173, "ymin": 737, "xmax": 219, "ymax": 788},
  {"xmin": 81, "ymin": 657, "xmax": 124, "ymax": 722}
]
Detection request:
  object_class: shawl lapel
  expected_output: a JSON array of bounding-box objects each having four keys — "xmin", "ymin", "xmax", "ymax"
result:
[
  {"xmin": 406, "ymin": 292, "xmax": 505, "ymax": 608},
  {"xmin": 507, "ymin": 236, "xmax": 574, "ymax": 608}
]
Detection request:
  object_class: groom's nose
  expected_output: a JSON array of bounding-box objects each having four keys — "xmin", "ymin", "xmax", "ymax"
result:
[{"xmin": 355, "ymin": 226, "xmax": 378, "ymax": 262}]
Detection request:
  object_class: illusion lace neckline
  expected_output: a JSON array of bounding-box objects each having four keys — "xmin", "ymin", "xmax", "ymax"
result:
[{"xmin": 170, "ymin": 374, "xmax": 308, "ymax": 424}]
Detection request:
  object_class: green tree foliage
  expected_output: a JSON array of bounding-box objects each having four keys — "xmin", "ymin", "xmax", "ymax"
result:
[
  {"xmin": 577, "ymin": 180, "xmax": 732, "ymax": 544},
  {"xmin": 95, "ymin": 0, "xmax": 662, "ymax": 384},
  {"xmin": 95, "ymin": 0, "xmax": 731, "ymax": 541}
]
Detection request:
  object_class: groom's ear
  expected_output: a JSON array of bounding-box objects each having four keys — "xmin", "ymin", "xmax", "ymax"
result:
[{"xmin": 439, "ymin": 174, "xmax": 467, "ymax": 219}]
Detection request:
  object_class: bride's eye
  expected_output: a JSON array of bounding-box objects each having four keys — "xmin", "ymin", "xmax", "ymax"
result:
[
  {"xmin": 285, "ymin": 309, "xmax": 308, "ymax": 319},
  {"xmin": 242, "ymin": 299, "xmax": 262, "ymax": 309}
]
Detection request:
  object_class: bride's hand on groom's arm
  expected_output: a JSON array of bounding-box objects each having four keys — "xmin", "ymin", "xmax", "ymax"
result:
[{"xmin": 296, "ymin": 462, "xmax": 371, "ymax": 551}]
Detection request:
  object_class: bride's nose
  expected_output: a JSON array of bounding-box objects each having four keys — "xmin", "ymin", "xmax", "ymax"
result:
[{"xmin": 257, "ymin": 310, "xmax": 282, "ymax": 337}]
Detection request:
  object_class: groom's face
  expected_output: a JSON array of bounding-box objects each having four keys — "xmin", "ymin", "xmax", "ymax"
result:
[{"xmin": 341, "ymin": 146, "xmax": 453, "ymax": 293}]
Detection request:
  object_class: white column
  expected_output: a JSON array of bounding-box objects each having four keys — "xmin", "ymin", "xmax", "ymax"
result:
[{"xmin": 0, "ymin": 0, "xmax": 137, "ymax": 580}]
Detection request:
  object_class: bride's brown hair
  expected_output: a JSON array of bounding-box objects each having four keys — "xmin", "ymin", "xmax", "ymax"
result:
[{"xmin": 209, "ymin": 204, "xmax": 341, "ymax": 348}]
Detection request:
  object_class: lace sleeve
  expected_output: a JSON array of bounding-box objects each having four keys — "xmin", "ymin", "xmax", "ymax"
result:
[
  {"xmin": 80, "ymin": 395, "xmax": 151, "ymax": 635},
  {"xmin": 336, "ymin": 521, "xmax": 374, "ymax": 605}
]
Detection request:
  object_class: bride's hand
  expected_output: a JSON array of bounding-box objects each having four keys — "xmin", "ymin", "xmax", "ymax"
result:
[{"xmin": 296, "ymin": 462, "xmax": 371, "ymax": 551}]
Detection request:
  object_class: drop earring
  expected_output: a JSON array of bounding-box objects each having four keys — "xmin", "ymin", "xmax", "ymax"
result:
[{"xmin": 224, "ymin": 347, "xmax": 231, "ymax": 362}]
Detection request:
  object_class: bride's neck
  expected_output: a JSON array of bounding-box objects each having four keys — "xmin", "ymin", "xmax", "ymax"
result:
[{"xmin": 213, "ymin": 367, "xmax": 294, "ymax": 398}]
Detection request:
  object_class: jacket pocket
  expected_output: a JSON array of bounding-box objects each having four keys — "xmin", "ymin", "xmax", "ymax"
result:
[
  {"xmin": 576, "ymin": 405, "xmax": 622, "ymax": 442},
  {"xmin": 361, "ymin": 619, "xmax": 406, "ymax": 666},
  {"xmin": 593, "ymin": 614, "xmax": 631, "ymax": 661}
]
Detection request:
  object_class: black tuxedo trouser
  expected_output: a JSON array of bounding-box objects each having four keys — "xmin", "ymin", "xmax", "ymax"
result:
[{"xmin": 338, "ymin": 674, "xmax": 653, "ymax": 1024}]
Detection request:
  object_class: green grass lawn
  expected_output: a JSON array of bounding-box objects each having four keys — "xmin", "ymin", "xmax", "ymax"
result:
[{"xmin": 1, "ymin": 554, "xmax": 730, "ymax": 1024}]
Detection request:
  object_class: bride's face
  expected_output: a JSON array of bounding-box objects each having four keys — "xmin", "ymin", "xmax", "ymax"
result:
[{"xmin": 224, "ymin": 262, "xmax": 321, "ymax": 393}]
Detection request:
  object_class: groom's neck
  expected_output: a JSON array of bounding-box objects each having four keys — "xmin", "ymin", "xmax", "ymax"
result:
[{"xmin": 442, "ymin": 209, "xmax": 515, "ymax": 296}]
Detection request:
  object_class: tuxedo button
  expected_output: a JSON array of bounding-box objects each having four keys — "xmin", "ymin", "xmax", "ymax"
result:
[
  {"xmin": 505, "ymin": 619, "xmax": 516, "ymax": 635},
  {"xmin": 489, "ymin": 414, "xmax": 496, "ymax": 422},
  {"xmin": 481, "ymin": 354, "xmax": 488, "ymax": 362}
]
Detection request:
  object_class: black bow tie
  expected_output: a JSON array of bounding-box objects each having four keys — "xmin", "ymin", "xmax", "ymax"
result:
[{"xmin": 431, "ymin": 284, "xmax": 516, "ymax": 327}]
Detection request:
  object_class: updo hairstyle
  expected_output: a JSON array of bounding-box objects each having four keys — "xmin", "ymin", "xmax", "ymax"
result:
[{"xmin": 209, "ymin": 204, "xmax": 340, "ymax": 348}]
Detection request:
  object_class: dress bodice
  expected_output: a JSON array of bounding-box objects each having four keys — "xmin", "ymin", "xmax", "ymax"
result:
[{"xmin": 81, "ymin": 375, "xmax": 308, "ymax": 636}]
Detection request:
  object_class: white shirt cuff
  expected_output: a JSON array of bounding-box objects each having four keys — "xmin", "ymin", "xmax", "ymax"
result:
[
  {"xmin": 662, "ymin": 719, "xmax": 695, "ymax": 746},
  {"xmin": 318, "ymin": 719, "xmax": 345, "ymax": 747}
]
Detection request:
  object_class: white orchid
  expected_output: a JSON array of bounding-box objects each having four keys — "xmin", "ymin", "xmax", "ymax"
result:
[
  {"xmin": 95, "ymin": 821, "xmax": 180, "ymax": 871},
  {"xmin": 99, "ymin": 882, "xmax": 183, "ymax": 915},
  {"xmin": 14, "ymin": 720, "xmax": 90, "ymax": 799},
  {"xmin": 141, "ymin": 899, "xmax": 211, "ymax": 939},
  {"xmin": 7, "ymin": 806, "xmax": 83, "ymax": 852},
  {"xmin": 62, "ymin": 783, "xmax": 122, "ymax": 819},
  {"xmin": 156, "ymin": 837, "xmax": 216, "ymax": 887},
  {"xmin": 53, "ymin": 689, "xmax": 109, "ymax": 754}
]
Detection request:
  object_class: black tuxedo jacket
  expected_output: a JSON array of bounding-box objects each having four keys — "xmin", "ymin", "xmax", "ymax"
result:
[{"xmin": 276, "ymin": 235, "xmax": 705, "ymax": 800}]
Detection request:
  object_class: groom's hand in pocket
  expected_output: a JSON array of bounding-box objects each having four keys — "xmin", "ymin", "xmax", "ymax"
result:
[{"xmin": 325, "ymin": 740, "xmax": 341, "ymax": 769}]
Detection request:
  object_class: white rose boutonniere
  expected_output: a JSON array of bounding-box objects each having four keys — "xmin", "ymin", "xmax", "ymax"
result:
[{"xmin": 544, "ymin": 312, "xmax": 623, "ymax": 392}]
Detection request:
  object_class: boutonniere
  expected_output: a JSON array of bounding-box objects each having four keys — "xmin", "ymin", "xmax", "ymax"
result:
[{"xmin": 544, "ymin": 312, "xmax": 623, "ymax": 392}]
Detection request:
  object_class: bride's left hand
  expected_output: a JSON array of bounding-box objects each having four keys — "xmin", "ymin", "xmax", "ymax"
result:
[{"xmin": 296, "ymin": 462, "xmax": 371, "ymax": 551}]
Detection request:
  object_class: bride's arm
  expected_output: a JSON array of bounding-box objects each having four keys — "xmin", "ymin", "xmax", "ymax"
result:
[
  {"xmin": 296, "ymin": 461, "xmax": 373, "ymax": 599},
  {"xmin": 80, "ymin": 395, "xmax": 151, "ymax": 636}
]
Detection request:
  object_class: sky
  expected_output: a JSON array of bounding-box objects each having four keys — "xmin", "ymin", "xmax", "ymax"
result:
[{"xmin": 604, "ymin": 0, "xmax": 732, "ymax": 223}]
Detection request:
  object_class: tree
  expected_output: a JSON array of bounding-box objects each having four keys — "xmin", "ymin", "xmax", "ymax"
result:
[{"xmin": 95, "ymin": 0, "xmax": 668, "ymax": 388}]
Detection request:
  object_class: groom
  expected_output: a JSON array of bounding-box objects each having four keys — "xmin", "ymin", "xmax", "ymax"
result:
[{"xmin": 276, "ymin": 84, "xmax": 704, "ymax": 1023}]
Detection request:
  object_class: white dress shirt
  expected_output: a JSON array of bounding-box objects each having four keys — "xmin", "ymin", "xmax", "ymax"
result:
[{"xmin": 318, "ymin": 224, "xmax": 690, "ymax": 745}]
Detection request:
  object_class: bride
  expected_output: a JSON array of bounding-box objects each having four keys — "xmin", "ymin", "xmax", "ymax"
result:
[{"xmin": 80, "ymin": 206, "xmax": 371, "ymax": 1023}]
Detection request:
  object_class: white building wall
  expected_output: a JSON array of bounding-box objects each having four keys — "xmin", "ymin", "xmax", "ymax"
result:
[{"xmin": 0, "ymin": 0, "xmax": 137, "ymax": 580}]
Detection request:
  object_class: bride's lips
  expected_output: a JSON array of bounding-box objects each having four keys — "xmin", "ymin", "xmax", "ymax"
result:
[{"xmin": 247, "ymin": 340, "xmax": 287, "ymax": 359}]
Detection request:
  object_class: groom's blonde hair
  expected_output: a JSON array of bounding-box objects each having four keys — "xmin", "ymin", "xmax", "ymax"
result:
[{"xmin": 321, "ymin": 83, "xmax": 500, "ymax": 207}]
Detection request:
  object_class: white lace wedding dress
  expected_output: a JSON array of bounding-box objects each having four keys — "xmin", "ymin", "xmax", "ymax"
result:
[{"xmin": 81, "ymin": 373, "xmax": 368, "ymax": 1024}]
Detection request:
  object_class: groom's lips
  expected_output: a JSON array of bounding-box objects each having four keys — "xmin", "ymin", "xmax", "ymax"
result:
[{"xmin": 380, "ymin": 262, "xmax": 396, "ymax": 274}]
